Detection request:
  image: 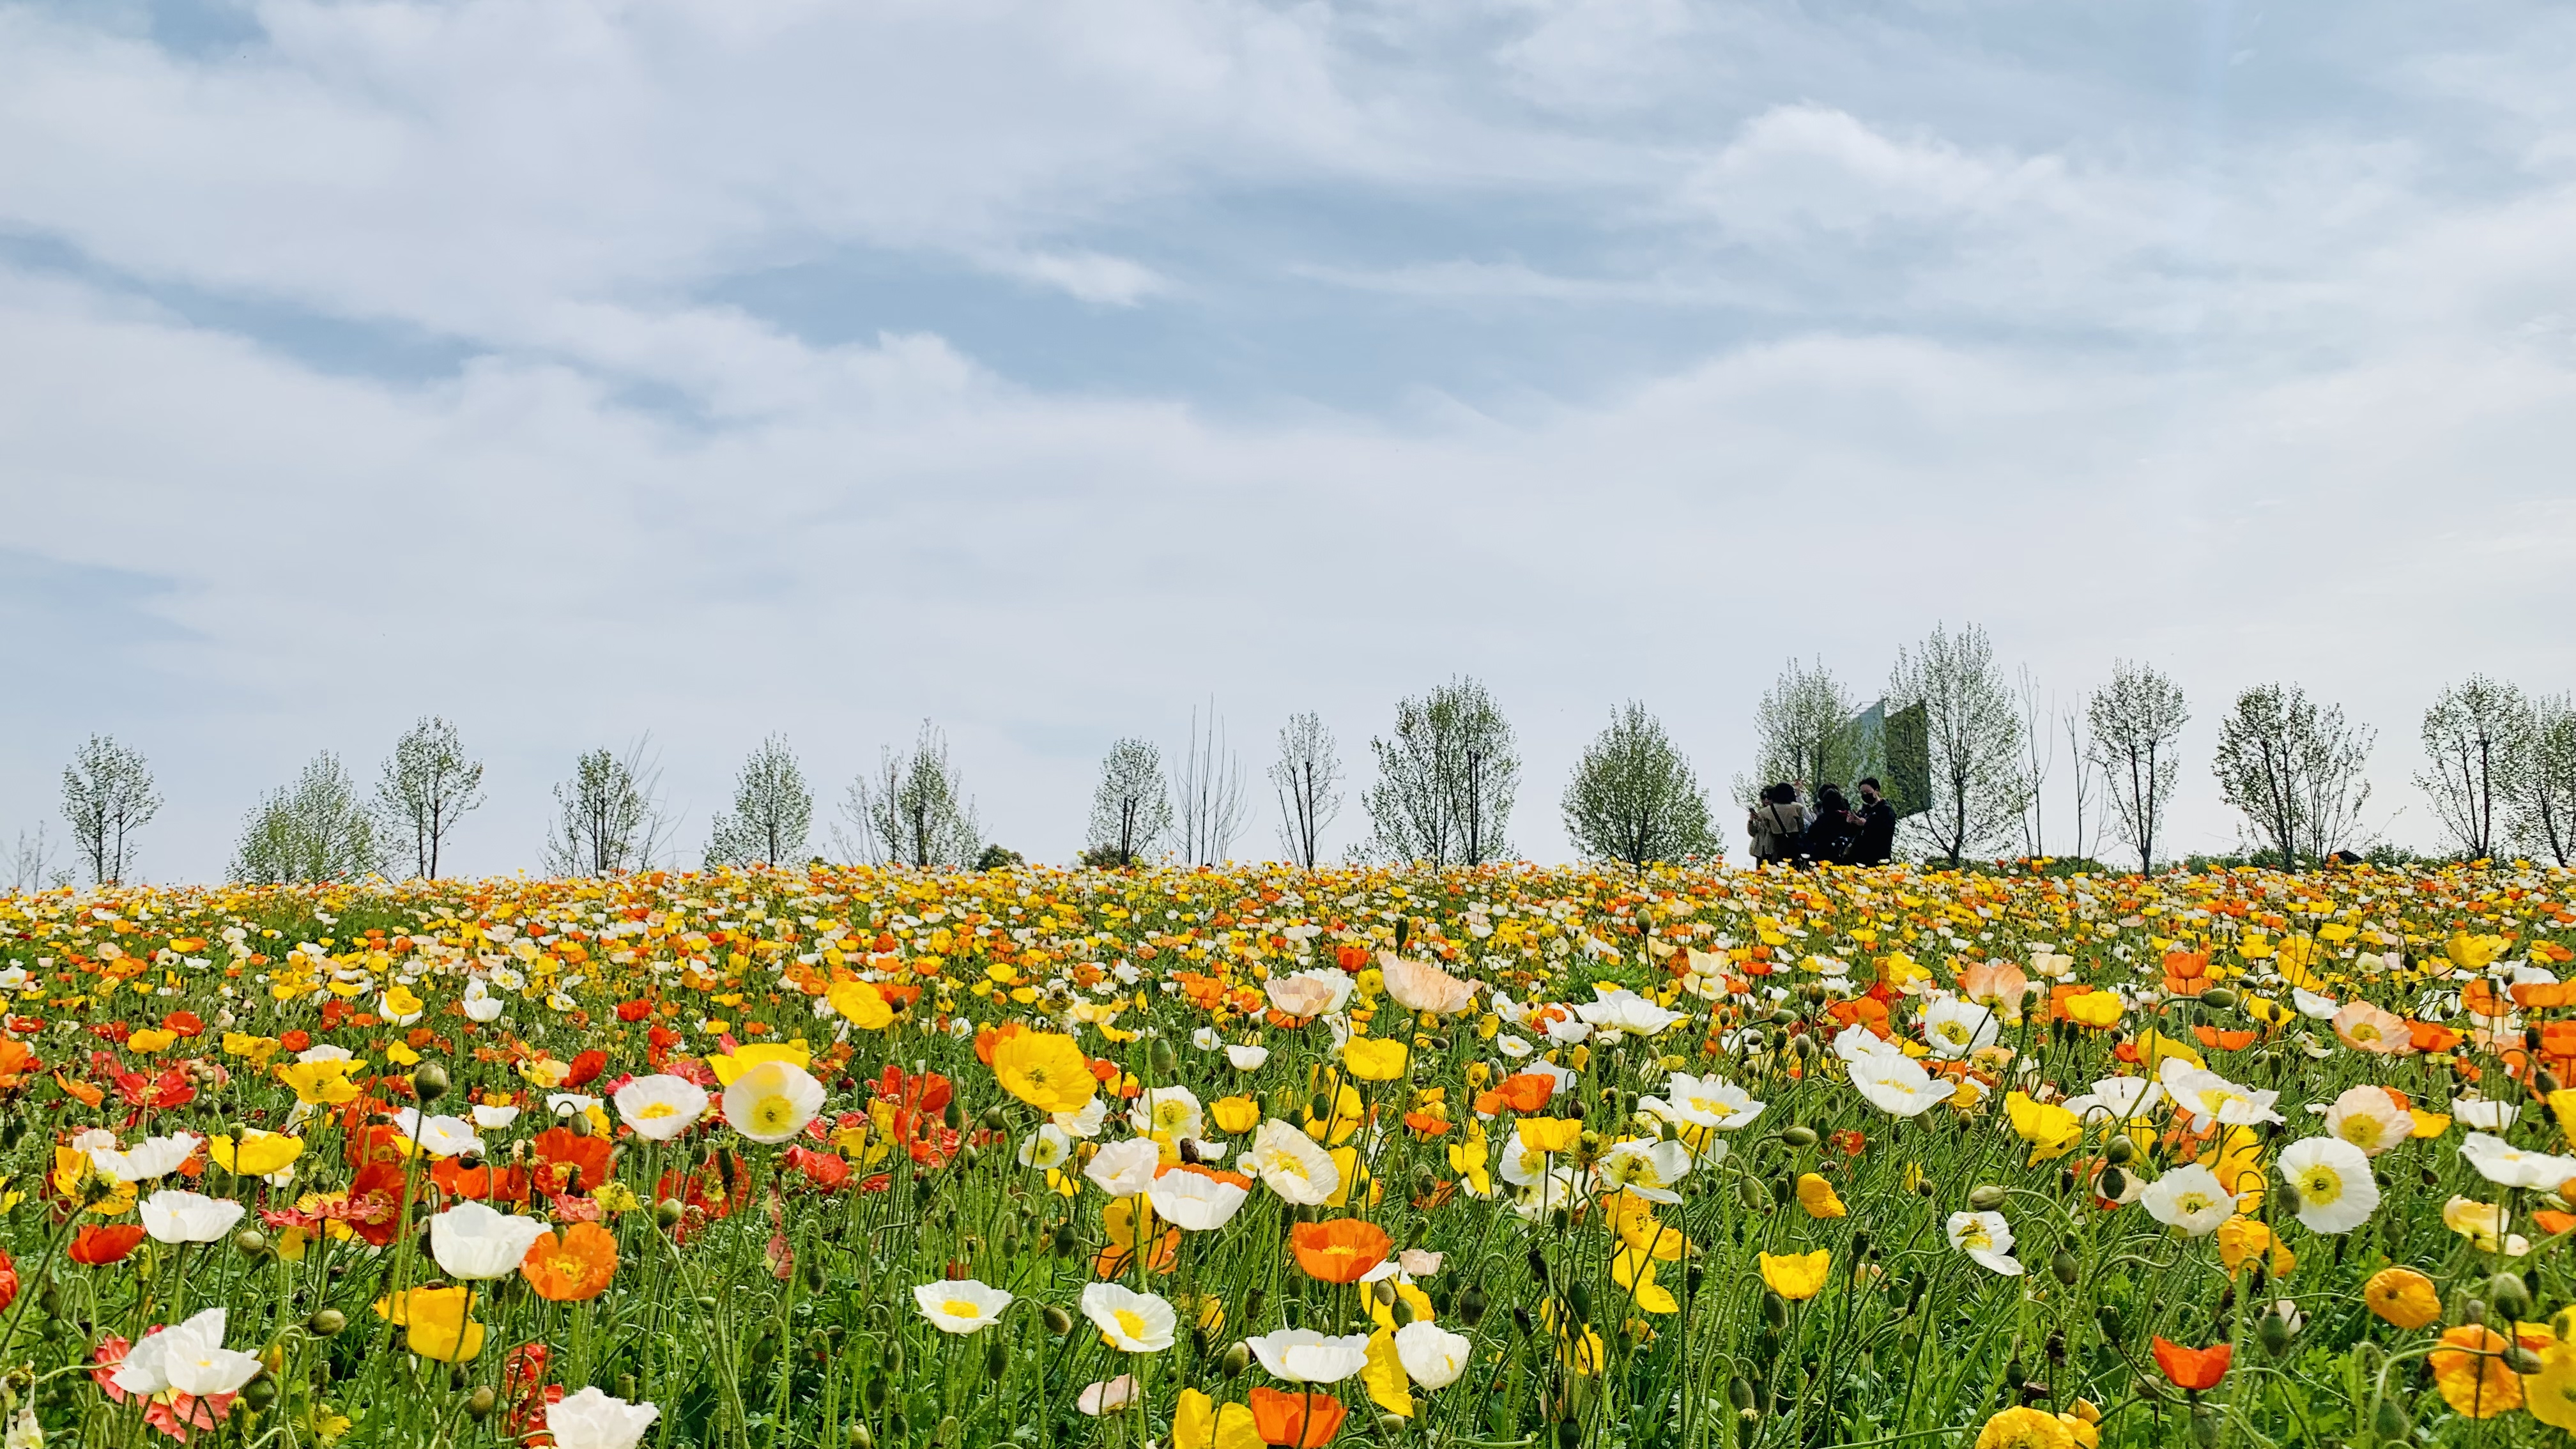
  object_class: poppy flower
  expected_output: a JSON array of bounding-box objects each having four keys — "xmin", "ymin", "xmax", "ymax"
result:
[
  {"xmin": 521, "ymin": 1222, "xmax": 619, "ymax": 1302},
  {"xmin": 69, "ymin": 1224, "xmax": 148, "ymax": 1266},
  {"xmin": 2150, "ymin": 1337, "xmax": 2230, "ymax": 1392},
  {"xmin": 2429, "ymin": 1325, "xmax": 2522, "ymax": 1417},
  {"xmin": 1290, "ymin": 1219, "xmax": 1391, "ymax": 1284},
  {"xmin": 1758, "ymin": 1250, "xmax": 1831, "ymax": 1301},
  {"xmin": 1248, "ymin": 1387, "xmax": 1346, "ymax": 1448},
  {"xmin": 2363, "ymin": 1267, "xmax": 2441, "ymax": 1329}
]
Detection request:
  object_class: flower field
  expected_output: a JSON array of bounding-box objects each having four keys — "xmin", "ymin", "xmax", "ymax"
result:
[{"xmin": 4, "ymin": 861, "xmax": 2576, "ymax": 1448}]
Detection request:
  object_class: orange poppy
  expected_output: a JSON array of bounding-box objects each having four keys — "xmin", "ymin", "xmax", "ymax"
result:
[
  {"xmin": 2408, "ymin": 1020, "xmax": 2464, "ymax": 1054},
  {"xmin": 2161, "ymin": 951, "xmax": 2211, "ymax": 995},
  {"xmin": 1402, "ymin": 1110, "xmax": 1453, "ymax": 1137},
  {"xmin": 1289, "ymin": 1219, "xmax": 1392, "ymax": 1285},
  {"xmin": 2430, "ymin": 1325, "xmax": 2522, "ymax": 1417},
  {"xmin": 0, "ymin": 1038, "xmax": 38, "ymax": 1091},
  {"xmin": 521, "ymin": 1222, "xmax": 618, "ymax": 1302},
  {"xmin": 1471, "ymin": 1072, "xmax": 1555, "ymax": 1116},
  {"xmin": 1248, "ymin": 1387, "xmax": 1346, "ymax": 1448},
  {"xmin": 2151, "ymin": 1337, "xmax": 2230, "ymax": 1392},
  {"xmin": 2512, "ymin": 979, "xmax": 2576, "ymax": 1009},
  {"xmin": 2193, "ymin": 1025, "xmax": 2258, "ymax": 1052},
  {"xmin": 972, "ymin": 1022, "xmax": 1027, "ymax": 1067},
  {"xmin": 53, "ymin": 1072, "xmax": 105, "ymax": 1109}
]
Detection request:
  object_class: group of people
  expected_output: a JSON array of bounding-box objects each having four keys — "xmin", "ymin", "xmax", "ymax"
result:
[{"xmin": 1745, "ymin": 778, "xmax": 1896, "ymax": 868}]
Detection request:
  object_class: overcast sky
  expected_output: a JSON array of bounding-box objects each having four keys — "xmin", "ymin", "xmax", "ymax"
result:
[{"xmin": 3, "ymin": 0, "xmax": 2573, "ymax": 881}]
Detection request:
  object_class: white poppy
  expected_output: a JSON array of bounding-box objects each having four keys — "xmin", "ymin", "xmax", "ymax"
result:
[
  {"xmin": 2319, "ymin": 1085, "xmax": 2412, "ymax": 1157},
  {"xmin": 1225, "ymin": 1043, "xmax": 1270, "ymax": 1071},
  {"xmin": 1846, "ymin": 1051, "xmax": 1955, "ymax": 1118},
  {"xmin": 1245, "ymin": 1329, "xmax": 1372, "ymax": 1384},
  {"xmin": 428, "ymin": 1200, "xmax": 553, "ymax": 1280},
  {"xmin": 1083, "ymin": 1138, "xmax": 1163, "ymax": 1197},
  {"xmin": 2139, "ymin": 1164, "xmax": 2237, "ymax": 1237},
  {"xmin": 1919, "ymin": 997, "xmax": 2000, "ymax": 1061},
  {"xmin": 1393, "ymin": 1321, "xmax": 1473, "ymax": 1389},
  {"xmin": 1078, "ymin": 1283, "xmax": 1176, "ymax": 1353},
  {"xmin": 471, "ymin": 1104, "xmax": 523, "ymax": 1130},
  {"xmin": 721, "ymin": 1061, "xmax": 826, "ymax": 1145},
  {"xmin": 1242, "ymin": 1119, "xmax": 1340, "ymax": 1206},
  {"xmin": 1945, "ymin": 1210, "xmax": 2023, "ymax": 1275},
  {"xmin": 2460, "ymin": 1131, "xmax": 2576, "ymax": 1190},
  {"xmin": 546, "ymin": 1387, "xmax": 661, "ymax": 1449},
  {"xmin": 1077, "ymin": 1376, "xmax": 1139, "ymax": 1415},
  {"xmin": 2277, "ymin": 1136, "xmax": 2379, "ymax": 1234},
  {"xmin": 912, "ymin": 1278, "xmax": 1014, "ymax": 1334},
  {"xmin": 1593, "ymin": 1139, "xmax": 1692, "ymax": 1204},
  {"xmin": 613, "ymin": 1075, "xmax": 710, "ymax": 1142},
  {"xmin": 88, "ymin": 1133, "xmax": 203, "ymax": 1184},
  {"xmin": 139, "ymin": 1190, "xmax": 247, "ymax": 1245},
  {"xmin": 1127, "ymin": 1087, "xmax": 1204, "ymax": 1141},
  {"xmin": 112, "ymin": 1308, "xmax": 263, "ymax": 1399},
  {"xmin": 1146, "ymin": 1169, "xmax": 1250, "ymax": 1231}
]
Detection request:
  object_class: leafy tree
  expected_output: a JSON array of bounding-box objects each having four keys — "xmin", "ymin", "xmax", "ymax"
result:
[
  {"xmin": 1887, "ymin": 624, "xmax": 2028, "ymax": 868},
  {"xmin": 543, "ymin": 740, "xmax": 672, "ymax": 876},
  {"xmin": 1269, "ymin": 712, "xmax": 1344, "ymax": 869},
  {"xmin": 1085, "ymin": 739, "xmax": 1174, "ymax": 866},
  {"xmin": 974, "ymin": 844, "xmax": 1025, "ymax": 871},
  {"xmin": 2417, "ymin": 676, "xmax": 2533, "ymax": 861},
  {"xmin": 706, "ymin": 735, "xmax": 813, "ymax": 868},
  {"xmin": 843, "ymin": 721, "xmax": 982, "ymax": 868},
  {"xmin": 2525, "ymin": 694, "xmax": 2576, "ymax": 867},
  {"xmin": 61, "ymin": 734, "xmax": 161, "ymax": 885},
  {"xmin": 1561, "ymin": 702, "xmax": 1717, "ymax": 870},
  {"xmin": 1747, "ymin": 659, "xmax": 1858, "ymax": 799},
  {"xmin": 2211, "ymin": 683, "xmax": 2375, "ymax": 870},
  {"xmin": 2087, "ymin": 661, "xmax": 2188, "ymax": 873},
  {"xmin": 231, "ymin": 753, "xmax": 385, "ymax": 883},
  {"xmin": 376, "ymin": 716, "xmax": 486, "ymax": 878},
  {"xmin": 1363, "ymin": 677, "xmax": 1519, "ymax": 866}
]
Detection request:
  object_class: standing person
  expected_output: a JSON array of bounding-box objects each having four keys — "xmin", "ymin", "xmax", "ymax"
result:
[
  {"xmin": 1852, "ymin": 777, "xmax": 1897, "ymax": 866},
  {"xmin": 1745, "ymin": 783, "xmax": 1807, "ymax": 866},
  {"xmin": 1798, "ymin": 785, "xmax": 1859, "ymax": 867}
]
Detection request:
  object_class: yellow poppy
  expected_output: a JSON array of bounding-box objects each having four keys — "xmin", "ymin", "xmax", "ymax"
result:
[
  {"xmin": 1758, "ymin": 1249, "xmax": 1832, "ymax": 1301},
  {"xmin": 1795, "ymin": 1173, "xmax": 1847, "ymax": 1219},
  {"xmin": 1342, "ymin": 1037, "xmax": 1407, "ymax": 1082}
]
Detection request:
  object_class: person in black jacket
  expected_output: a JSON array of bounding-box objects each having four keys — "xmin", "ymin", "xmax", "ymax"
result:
[
  {"xmin": 1797, "ymin": 785, "xmax": 1859, "ymax": 867},
  {"xmin": 1852, "ymin": 777, "xmax": 1897, "ymax": 865}
]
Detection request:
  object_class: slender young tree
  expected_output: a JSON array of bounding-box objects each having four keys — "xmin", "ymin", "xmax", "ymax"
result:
[
  {"xmin": 2211, "ymin": 684, "xmax": 2375, "ymax": 869},
  {"xmin": 1887, "ymin": 623, "xmax": 2029, "ymax": 868},
  {"xmin": 2062, "ymin": 707, "xmax": 2108, "ymax": 865},
  {"xmin": 1085, "ymin": 739, "xmax": 1174, "ymax": 866},
  {"xmin": 231, "ymin": 752, "xmax": 385, "ymax": 883},
  {"xmin": 1269, "ymin": 712, "xmax": 1344, "ymax": 869},
  {"xmin": 705, "ymin": 735, "xmax": 813, "ymax": 868},
  {"xmin": 61, "ymin": 735, "xmax": 161, "ymax": 885},
  {"xmin": 1562, "ymin": 702, "xmax": 1717, "ymax": 871},
  {"xmin": 842, "ymin": 721, "xmax": 982, "ymax": 868},
  {"xmin": 544, "ymin": 739, "xmax": 673, "ymax": 876},
  {"xmin": 2524, "ymin": 694, "xmax": 2576, "ymax": 866},
  {"xmin": 2087, "ymin": 661, "xmax": 2188, "ymax": 873},
  {"xmin": 376, "ymin": 716, "xmax": 486, "ymax": 878},
  {"xmin": 2016, "ymin": 665, "xmax": 2054, "ymax": 858},
  {"xmin": 8, "ymin": 823, "xmax": 69, "ymax": 892},
  {"xmin": 2416, "ymin": 676, "xmax": 2533, "ymax": 861},
  {"xmin": 1170, "ymin": 702, "xmax": 1250, "ymax": 866},
  {"xmin": 1363, "ymin": 677, "xmax": 1519, "ymax": 866}
]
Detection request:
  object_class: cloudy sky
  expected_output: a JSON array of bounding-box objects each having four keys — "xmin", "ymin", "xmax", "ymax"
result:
[{"xmin": 3, "ymin": 0, "xmax": 2573, "ymax": 880}]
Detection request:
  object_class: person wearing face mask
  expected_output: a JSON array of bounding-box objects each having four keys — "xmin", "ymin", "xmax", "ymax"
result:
[{"xmin": 1851, "ymin": 777, "xmax": 1897, "ymax": 866}]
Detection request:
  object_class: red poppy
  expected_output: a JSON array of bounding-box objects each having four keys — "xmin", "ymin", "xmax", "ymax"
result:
[
  {"xmin": 279, "ymin": 1030, "xmax": 311, "ymax": 1053},
  {"xmin": 0, "ymin": 1247, "xmax": 17, "ymax": 1314},
  {"xmin": 617, "ymin": 999, "xmax": 653, "ymax": 1023},
  {"xmin": 562, "ymin": 1050, "xmax": 607, "ymax": 1089},
  {"xmin": 1249, "ymin": 1387, "xmax": 1346, "ymax": 1447},
  {"xmin": 1471, "ymin": 1072, "xmax": 1556, "ymax": 1116},
  {"xmin": 337, "ymin": 1160, "xmax": 410, "ymax": 1247},
  {"xmin": 2152, "ymin": 1337, "xmax": 2232, "ymax": 1391},
  {"xmin": 69, "ymin": 1224, "xmax": 148, "ymax": 1266},
  {"xmin": 431, "ymin": 1159, "xmax": 533, "ymax": 1204},
  {"xmin": 782, "ymin": 1146, "xmax": 851, "ymax": 1190},
  {"xmin": 160, "ymin": 1010, "xmax": 205, "ymax": 1038}
]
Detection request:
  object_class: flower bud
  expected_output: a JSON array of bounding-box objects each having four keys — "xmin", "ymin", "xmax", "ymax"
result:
[
  {"xmin": 1222, "ymin": 1342, "xmax": 1252, "ymax": 1376},
  {"xmin": 308, "ymin": 1309, "xmax": 348, "ymax": 1337},
  {"xmin": 1043, "ymin": 1305, "xmax": 1075, "ymax": 1337},
  {"xmin": 465, "ymin": 1387, "xmax": 498, "ymax": 1420},
  {"xmin": 2104, "ymin": 1135, "xmax": 2137, "ymax": 1165},
  {"xmin": 233, "ymin": 1229, "xmax": 268, "ymax": 1256},
  {"xmin": 655, "ymin": 1199, "xmax": 686, "ymax": 1229},
  {"xmin": 1781, "ymin": 1125, "xmax": 1818, "ymax": 1149},
  {"xmin": 410, "ymin": 1063, "xmax": 450, "ymax": 1103},
  {"xmin": 2050, "ymin": 1251, "xmax": 2080, "ymax": 1287},
  {"xmin": 1968, "ymin": 1184, "xmax": 2008, "ymax": 1211},
  {"xmin": 2490, "ymin": 1272, "xmax": 2534, "ymax": 1321}
]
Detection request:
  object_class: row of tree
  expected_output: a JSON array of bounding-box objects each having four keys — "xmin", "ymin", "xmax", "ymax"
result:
[{"xmin": 15, "ymin": 647, "xmax": 2576, "ymax": 886}]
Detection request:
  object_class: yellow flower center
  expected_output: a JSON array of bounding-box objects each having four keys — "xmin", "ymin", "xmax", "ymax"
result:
[
  {"xmin": 638, "ymin": 1101, "xmax": 677, "ymax": 1120},
  {"xmin": 1114, "ymin": 1310, "xmax": 1147, "ymax": 1338},
  {"xmin": 2299, "ymin": 1167, "xmax": 2342, "ymax": 1204},
  {"xmin": 942, "ymin": 1300, "xmax": 981, "ymax": 1319},
  {"xmin": 751, "ymin": 1093, "xmax": 798, "ymax": 1133}
]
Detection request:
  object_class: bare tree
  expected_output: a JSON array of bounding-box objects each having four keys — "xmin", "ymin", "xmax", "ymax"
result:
[
  {"xmin": 2212, "ymin": 684, "xmax": 2375, "ymax": 869},
  {"xmin": 705, "ymin": 735, "xmax": 813, "ymax": 868},
  {"xmin": 2062, "ymin": 707, "xmax": 2109, "ymax": 865},
  {"xmin": 1747, "ymin": 659, "xmax": 1858, "ymax": 799},
  {"xmin": 1562, "ymin": 701, "xmax": 1717, "ymax": 871},
  {"xmin": 231, "ymin": 753, "xmax": 385, "ymax": 883},
  {"xmin": 840, "ymin": 721, "xmax": 982, "ymax": 868},
  {"xmin": 1085, "ymin": 739, "xmax": 1174, "ymax": 866},
  {"xmin": 376, "ymin": 716, "xmax": 486, "ymax": 878},
  {"xmin": 2015, "ymin": 664, "xmax": 2054, "ymax": 858},
  {"xmin": 1363, "ymin": 676, "xmax": 1519, "ymax": 866},
  {"xmin": 543, "ymin": 738, "xmax": 673, "ymax": 877},
  {"xmin": 1887, "ymin": 623, "xmax": 2029, "ymax": 868},
  {"xmin": 2087, "ymin": 661, "xmax": 2188, "ymax": 873},
  {"xmin": 2417, "ymin": 676, "xmax": 2533, "ymax": 861},
  {"xmin": 1269, "ymin": 712, "xmax": 1343, "ymax": 868},
  {"xmin": 8, "ymin": 823, "xmax": 70, "ymax": 892},
  {"xmin": 1170, "ymin": 701, "xmax": 1250, "ymax": 866},
  {"xmin": 2524, "ymin": 694, "xmax": 2576, "ymax": 866},
  {"xmin": 61, "ymin": 735, "xmax": 161, "ymax": 885}
]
